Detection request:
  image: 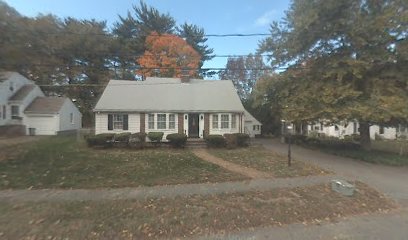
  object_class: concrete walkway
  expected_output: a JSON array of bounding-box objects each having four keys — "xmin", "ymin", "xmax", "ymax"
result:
[
  {"xmin": 254, "ymin": 138, "xmax": 408, "ymax": 207},
  {"xmin": 0, "ymin": 175, "xmax": 334, "ymax": 202},
  {"xmin": 192, "ymin": 149, "xmax": 273, "ymax": 178}
]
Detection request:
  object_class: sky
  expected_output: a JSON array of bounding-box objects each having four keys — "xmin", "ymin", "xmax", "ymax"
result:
[{"xmin": 4, "ymin": 0, "xmax": 291, "ymax": 69}]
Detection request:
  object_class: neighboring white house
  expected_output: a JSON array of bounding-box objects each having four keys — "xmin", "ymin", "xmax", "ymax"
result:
[
  {"xmin": 0, "ymin": 71, "xmax": 82, "ymax": 135},
  {"xmin": 307, "ymin": 121, "xmax": 399, "ymax": 140},
  {"xmin": 244, "ymin": 110, "xmax": 262, "ymax": 137},
  {"xmin": 94, "ymin": 77, "xmax": 259, "ymax": 138}
]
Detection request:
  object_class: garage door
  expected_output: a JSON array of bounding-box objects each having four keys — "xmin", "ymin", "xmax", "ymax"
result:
[{"xmin": 26, "ymin": 116, "xmax": 57, "ymax": 135}]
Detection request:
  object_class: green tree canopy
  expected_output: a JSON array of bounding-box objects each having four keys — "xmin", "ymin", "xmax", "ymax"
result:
[{"xmin": 259, "ymin": 0, "xmax": 408, "ymax": 149}]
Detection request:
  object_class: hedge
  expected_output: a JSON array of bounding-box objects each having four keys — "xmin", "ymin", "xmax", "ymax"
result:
[
  {"xmin": 129, "ymin": 132, "xmax": 147, "ymax": 149},
  {"xmin": 86, "ymin": 133, "xmax": 115, "ymax": 148},
  {"xmin": 166, "ymin": 133, "xmax": 188, "ymax": 148},
  {"xmin": 114, "ymin": 132, "xmax": 131, "ymax": 142},
  {"xmin": 147, "ymin": 132, "xmax": 164, "ymax": 143},
  {"xmin": 235, "ymin": 133, "xmax": 250, "ymax": 147},
  {"xmin": 205, "ymin": 135, "xmax": 226, "ymax": 148}
]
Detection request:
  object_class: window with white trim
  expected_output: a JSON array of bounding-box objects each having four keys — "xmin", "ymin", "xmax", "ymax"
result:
[
  {"xmin": 11, "ymin": 105, "xmax": 19, "ymax": 117},
  {"xmin": 221, "ymin": 114, "xmax": 229, "ymax": 129},
  {"xmin": 113, "ymin": 114, "xmax": 123, "ymax": 130},
  {"xmin": 148, "ymin": 114, "xmax": 155, "ymax": 129},
  {"xmin": 157, "ymin": 114, "xmax": 166, "ymax": 129},
  {"xmin": 70, "ymin": 113, "xmax": 74, "ymax": 124},
  {"xmin": 212, "ymin": 114, "xmax": 218, "ymax": 129},
  {"xmin": 231, "ymin": 114, "xmax": 236, "ymax": 129},
  {"xmin": 169, "ymin": 114, "xmax": 176, "ymax": 129}
]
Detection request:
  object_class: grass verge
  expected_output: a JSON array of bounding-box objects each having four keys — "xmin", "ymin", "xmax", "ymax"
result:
[
  {"xmin": 0, "ymin": 182, "xmax": 395, "ymax": 239},
  {"xmin": 322, "ymin": 148, "xmax": 408, "ymax": 166},
  {"xmin": 0, "ymin": 136, "xmax": 247, "ymax": 189},
  {"xmin": 208, "ymin": 146, "xmax": 329, "ymax": 177}
]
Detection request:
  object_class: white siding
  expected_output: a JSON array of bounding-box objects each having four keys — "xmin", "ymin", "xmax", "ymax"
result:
[
  {"xmin": 308, "ymin": 121, "xmax": 397, "ymax": 140},
  {"xmin": 370, "ymin": 125, "xmax": 396, "ymax": 140},
  {"xmin": 95, "ymin": 113, "xmax": 140, "ymax": 134},
  {"xmin": 25, "ymin": 115, "xmax": 58, "ymax": 135},
  {"xmin": 209, "ymin": 113, "xmax": 240, "ymax": 135},
  {"xmin": 58, "ymin": 99, "xmax": 82, "ymax": 132},
  {"xmin": 245, "ymin": 121, "xmax": 261, "ymax": 138},
  {"xmin": 0, "ymin": 73, "xmax": 32, "ymax": 125}
]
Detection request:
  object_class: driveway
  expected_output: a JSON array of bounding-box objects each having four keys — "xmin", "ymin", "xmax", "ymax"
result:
[{"xmin": 255, "ymin": 138, "xmax": 408, "ymax": 207}]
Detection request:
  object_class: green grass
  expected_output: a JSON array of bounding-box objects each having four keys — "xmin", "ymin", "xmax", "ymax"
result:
[
  {"xmin": 0, "ymin": 182, "xmax": 394, "ymax": 239},
  {"xmin": 0, "ymin": 136, "xmax": 246, "ymax": 189},
  {"xmin": 208, "ymin": 146, "xmax": 329, "ymax": 177},
  {"xmin": 322, "ymin": 148, "xmax": 408, "ymax": 166},
  {"xmin": 372, "ymin": 140, "xmax": 408, "ymax": 155}
]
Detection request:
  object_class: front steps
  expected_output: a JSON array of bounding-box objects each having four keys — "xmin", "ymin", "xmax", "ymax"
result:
[{"xmin": 186, "ymin": 138, "xmax": 207, "ymax": 148}]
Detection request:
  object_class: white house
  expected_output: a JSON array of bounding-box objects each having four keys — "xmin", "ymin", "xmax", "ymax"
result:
[
  {"xmin": 0, "ymin": 71, "xmax": 82, "ymax": 135},
  {"xmin": 94, "ymin": 77, "xmax": 259, "ymax": 138},
  {"xmin": 307, "ymin": 121, "xmax": 399, "ymax": 140},
  {"xmin": 244, "ymin": 110, "xmax": 262, "ymax": 137}
]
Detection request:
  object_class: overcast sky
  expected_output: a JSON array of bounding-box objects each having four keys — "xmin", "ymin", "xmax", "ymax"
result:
[{"xmin": 4, "ymin": 0, "xmax": 290, "ymax": 68}]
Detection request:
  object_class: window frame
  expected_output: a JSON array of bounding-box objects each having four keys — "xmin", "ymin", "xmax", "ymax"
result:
[
  {"xmin": 212, "ymin": 114, "xmax": 218, "ymax": 129},
  {"xmin": 231, "ymin": 114, "xmax": 236, "ymax": 129},
  {"xmin": 11, "ymin": 105, "xmax": 19, "ymax": 117},
  {"xmin": 113, "ymin": 114, "xmax": 124, "ymax": 130},
  {"xmin": 157, "ymin": 114, "xmax": 166, "ymax": 130},
  {"xmin": 148, "ymin": 114, "xmax": 155, "ymax": 129},
  {"xmin": 220, "ymin": 114, "xmax": 229, "ymax": 129},
  {"xmin": 70, "ymin": 113, "xmax": 74, "ymax": 124},
  {"xmin": 168, "ymin": 114, "xmax": 176, "ymax": 129}
]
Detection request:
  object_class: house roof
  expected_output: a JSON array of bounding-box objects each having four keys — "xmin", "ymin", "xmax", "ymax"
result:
[
  {"xmin": 244, "ymin": 110, "xmax": 262, "ymax": 125},
  {"xmin": 0, "ymin": 71, "xmax": 14, "ymax": 82},
  {"xmin": 94, "ymin": 78, "xmax": 246, "ymax": 113},
  {"xmin": 24, "ymin": 97, "xmax": 66, "ymax": 114},
  {"xmin": 9, "ymin": 84, "xmax": 36, "ymax": 101}
]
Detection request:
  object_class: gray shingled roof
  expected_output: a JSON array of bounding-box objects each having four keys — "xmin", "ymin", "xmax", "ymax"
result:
[
  {"xmin": 9, "ymin": 84, "xmax": 36, "ymax": 101},
  {"xmin": 94, "ymin": 78, "xmax": 246, "ymax": 113},
  {"xmin": 244, "ymin": 110, "xmax": 262, "ymax": 125},
  {"xmin": 24, "ymin": 97, "xmax": 66, "ymax": 114},
  {"xmin": 0, "ymin": 71, "xmax": 14, "ymax": 82}
]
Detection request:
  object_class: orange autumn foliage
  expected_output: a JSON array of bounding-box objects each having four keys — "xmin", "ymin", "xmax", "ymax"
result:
[{"xmin": 137, "ymin": 32, "xmax": 201, "ymax": 78}]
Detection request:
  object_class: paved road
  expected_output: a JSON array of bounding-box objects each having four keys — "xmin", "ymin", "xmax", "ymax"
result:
[
  {"xmin": 255, "ymin": 138, "xmax": 408, "ymax": 207},
  {"xmin": 222, "ymin": 138, "xmax": 408, "ymax": 240},
  {"xmin": 202, "ymin": 208, "xmax": 408, "ymax": 240}
]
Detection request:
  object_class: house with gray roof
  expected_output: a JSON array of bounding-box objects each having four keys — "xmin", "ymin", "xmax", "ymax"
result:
[
  {"xmin": 94, "ymin": 77, "xmax": 260, "ymax": 138},
  {"xmin": 0, "ymin": 72, "xmax": 82, "ymax": 135}
]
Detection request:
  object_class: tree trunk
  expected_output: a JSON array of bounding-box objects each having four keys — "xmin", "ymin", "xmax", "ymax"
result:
[{"xmin": 359, "ymin": 122, "xmax": 371, "ymax": 151}]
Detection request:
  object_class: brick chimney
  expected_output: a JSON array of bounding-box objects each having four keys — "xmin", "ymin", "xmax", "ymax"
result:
[{"xmin": 180, "ymin": 68, "xmax": 190, "ymax": 83}]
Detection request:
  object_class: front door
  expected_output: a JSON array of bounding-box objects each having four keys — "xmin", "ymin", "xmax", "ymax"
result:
[{"xmin": 188, "ymin": 114, "xmax": 199, "ymax": 138}]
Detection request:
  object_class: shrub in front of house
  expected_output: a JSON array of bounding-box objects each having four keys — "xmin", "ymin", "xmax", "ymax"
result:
[
  {"xmin": 166, "ymin": 133, "xmax": 188, "ymax": 148},
  {"xmin": 114, "ymin": 132, "xmax": 131, "ymax": 142},
  {"xmin": 147, "ymin": 132, "xmax": 164, "ymax": 144},
  {"xmin": 86, "ymin": 133, "xmax": 115, "ymax": 148},
  {"xmin": 234, "ymin": 133, "xmax": 250, "ymax": 147},
  {"xmin": 129, "ymin": 132, "xmax": 147, "ymax": 149},
  {"xmin": 224, "ymin": 133, "xmax": 238, "ymax": 149},
  {"xmin": 113, "ymin": 132, "xmax": 131, "ymax": 147},
  {"xmin": 205, "ymin": 135, "xmax": 226, "ymax": 148}
]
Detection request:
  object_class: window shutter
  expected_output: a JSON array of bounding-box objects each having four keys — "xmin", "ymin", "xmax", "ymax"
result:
[
  {"xmin": 123, "ymin": 114, "xmax": 128, "ymax": 130},
  {"xmin": 108, "ymin": 114, "xmax": 113, "ymax": 130}
]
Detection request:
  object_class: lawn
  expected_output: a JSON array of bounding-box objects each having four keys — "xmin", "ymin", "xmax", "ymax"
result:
[
  {"xmin": 208, "ymin": 146, "xmax": 329, "ymax": 177},
  {"xmin": 0, "ymin": 182, "xmax": 395, "ymax": 239},
  {"xmin": 322, "ymin": 148, "xmax": 408, "ymax": 166},
  {"xmin": 0, "ymin": 136, "xmax": 247, "ymax": 189}
]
